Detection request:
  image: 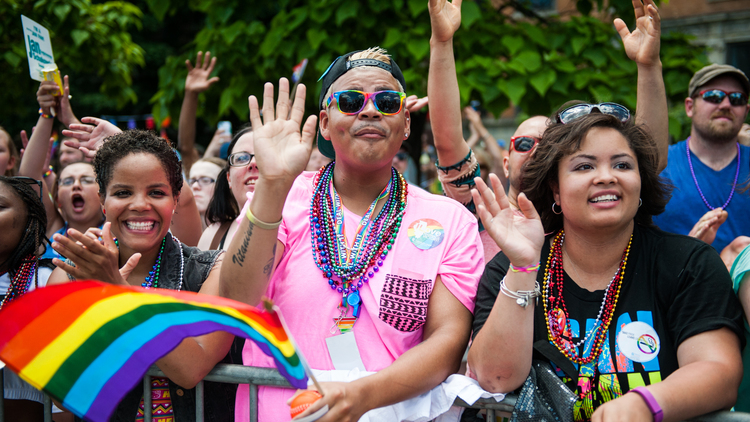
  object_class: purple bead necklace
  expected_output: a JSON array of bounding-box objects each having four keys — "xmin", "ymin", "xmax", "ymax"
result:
[{"xmin": 686, "ymin": 137, "xmax": 741, "ymax": 210}]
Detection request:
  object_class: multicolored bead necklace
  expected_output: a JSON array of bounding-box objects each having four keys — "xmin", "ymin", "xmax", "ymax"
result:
[
  {"xmin": 310, "ymin": 162, "xmax": 407, "ymax": 320},
  {"xmin": 0, "ymin": 255, "xmax": 38, "ymax": 310},
  {"xmin": 115, "ymin": 236, "xmax": 167, "ymax": 288},
  {"xmin": 542, "ymin": 230, "xmax": 632, "ymax": 365}
]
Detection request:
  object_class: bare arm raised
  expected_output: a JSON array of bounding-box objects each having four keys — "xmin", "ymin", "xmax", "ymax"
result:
[
  {"xmin": 428, "ymin": 0, "xmax": 470, "ymax": 167},
  {"xmin": 178, "ymin": 51, "xmax": 220, "ymax": 174},
  {"xmin": 467, "ymin": 174, "xmax": 545, "ymax": 392},
  {"xmin": 615, "ymin": 0, "xmax": 669, "ymax": 172},
  {"xmin": 219, "ymin": 78, "xmax": 317, "ymax": 305}
]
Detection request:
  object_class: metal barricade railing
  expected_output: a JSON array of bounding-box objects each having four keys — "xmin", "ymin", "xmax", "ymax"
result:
[{"xmin": 2, "ymin": 364, "xmax": 750, "ymax": 422}]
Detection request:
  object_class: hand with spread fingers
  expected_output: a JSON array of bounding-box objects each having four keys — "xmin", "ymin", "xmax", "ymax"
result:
[
  {"xmin": 429, "ymin": 0, "xmax": 462, "ymax": 42},
  {"xmin": 248, "ymin": 78, "xmax": 318, "ymax": 186},
  {"xmin": 615, "ymin": 0, "xmax": 661, "ymax": 68},
  {"xmin": 185, "ymin": 51, "xmax": 220, "ymax": 94},
  {"xmin": 471, "ymin": 173, "xmax": 544, "ymax": 267},
  {"xmin": 688, "ymin": 208, "xmax": 728, "ymax": 245},
  {"xmin": 62, "ymin": 116, "xmax": 123, "ymax": 158},
  {"xmin": 51, "ymin": 222, "xmax": 140, "ymax": 284}
]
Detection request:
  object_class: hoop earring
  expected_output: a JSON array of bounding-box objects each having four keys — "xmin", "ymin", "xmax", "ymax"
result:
[
  {"xmin": 552, "ymin": 202, "xmax": 562, "ymax": 215},
  {"xmin": 639, "ymin": 198, "xmax": 642, "ymax": 208}
]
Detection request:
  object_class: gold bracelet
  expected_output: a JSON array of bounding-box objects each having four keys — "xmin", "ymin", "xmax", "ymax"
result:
[{"xmin": 245, "ymin": 207, "xmax": 282, "ymax": 230}]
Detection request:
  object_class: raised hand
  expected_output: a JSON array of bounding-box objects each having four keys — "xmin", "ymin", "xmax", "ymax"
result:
[
  {"xmin": 62, "ymin": 116, "xmax": 123, "ymax": 158},
  {"xmin": 57, "ymin": 75, "xmax": 80, "ymax": 128},
  {"xmin": 37, "ymin": 81, "xmax": 60, "ymax": 116},
  {"xmin": 51, "ymin": 222, "xmax": 140, "ymax": 285},
  {"xmin": 185, "ymin": 51, "xmax": 220, "ymax": 94},
  {"xmin": 471, "ymin": 174, "xmax": 544, "ymax": 266},
  {"xmin": 614, "ymin": 0, "xmax": 661, "ymax": 67},
  {"xmin": 249, "ymin": 78, "xmax": 317, "ymax": 185},
  {"xmin": 429, "ymin": 0, "xmax": 463, "ymax": 43}
]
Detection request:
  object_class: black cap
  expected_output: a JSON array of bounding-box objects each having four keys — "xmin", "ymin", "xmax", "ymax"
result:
[{"xmin": 316, "ymin": 50, "xmax": 407, "ymax": 159}]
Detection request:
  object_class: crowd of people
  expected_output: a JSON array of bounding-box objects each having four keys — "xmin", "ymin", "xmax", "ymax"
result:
[{"xmin": 2, "ymin": 0, "xmax": 750, "ymax": 421}]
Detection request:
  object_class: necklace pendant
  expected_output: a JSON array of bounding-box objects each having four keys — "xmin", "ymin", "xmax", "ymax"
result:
[{"xmin": 549, "ymin": 307, "xmax": 566, "ymax": 337}]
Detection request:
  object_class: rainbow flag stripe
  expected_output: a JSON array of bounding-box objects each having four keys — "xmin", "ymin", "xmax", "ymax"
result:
[{"xmin": 0, "ymin": 281, "xmax": 308, "ymax": 422}]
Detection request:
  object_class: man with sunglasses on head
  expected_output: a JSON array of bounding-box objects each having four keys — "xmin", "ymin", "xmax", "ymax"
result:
[
  {"xmin": 653, "ymin": 64, "xmax": 750, "ymax": 255},
  {"xmin": 428, "ymin": 0, "xmax": 668, "ymax": 264},
  {"xmin": 222, "ymin": 47, "xmax": 484, "ymax": 422}
]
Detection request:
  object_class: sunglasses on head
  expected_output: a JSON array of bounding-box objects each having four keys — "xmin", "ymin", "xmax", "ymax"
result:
[
  {"xmin": 325, "ymin": 90, "xmax": 406, "ymax": 116},
  {"xmin": 698, "ymin": 89, "xmax": 749, "ymax": 106},
  {"xmin": 228, "ymin": 152, "xmax": 255, "ymax": 167},
  {"xmin": 510, "ymin": 136, "xmax": 540, "ymax": 153},
  {"xmin": 556, "ymin": 102, "xmax": 631, "ymax": 125}
]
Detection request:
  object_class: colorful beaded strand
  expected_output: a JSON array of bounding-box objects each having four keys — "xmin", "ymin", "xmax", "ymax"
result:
[
  {"xmin": 0, "ymin": 256, "xmax": 38, "ymax": 310},
  {"xmin": 542, "ymin": 230, "xmax": 632, "ymax": 365}
]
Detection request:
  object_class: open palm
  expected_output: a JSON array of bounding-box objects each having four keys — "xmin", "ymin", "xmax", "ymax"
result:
[
  {"xmin": 429, "ymin": 0, "xmax": 462, "ymax": 42},
  {"xmin": 62, "ymin": 117, "xmax": 122, "ymax": 158},
  {"xmin": 249, "ymin": 78, "xmax": 318, "ymax": 184},
  {"xmin": 472, "ymin": 174, "xmax": 545, "ymax": 266},
  {"xmin": 614, "ymin": 0, "xmax": 661, "ymax": 67},
  {"xmin": 185, "ymin": 51, "xmax": 219, "ymax": 93}
]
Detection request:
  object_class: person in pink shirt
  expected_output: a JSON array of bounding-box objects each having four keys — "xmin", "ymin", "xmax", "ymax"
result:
[{"xmin": 221, "ymin": 47, "xmax": 484, "ymax": 421}]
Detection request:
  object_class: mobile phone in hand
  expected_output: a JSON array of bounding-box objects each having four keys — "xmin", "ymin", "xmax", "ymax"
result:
[{"xmin": 218, "ymin": 121, "xmax": 232, "ymax": 136}]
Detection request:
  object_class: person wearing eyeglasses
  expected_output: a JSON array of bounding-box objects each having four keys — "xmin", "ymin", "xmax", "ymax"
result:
[
  {"xmin": 197, "ymin": 126, "xmax": 256, "ymax": 251},
  {"xmin": 469, "ymin": 100, "xmax": 744, "ymax": 421},
  {"xmin": 187, "ymin": 157, "xmax": 225, "ymax": 229},
  {"xmin": 221, "ymin": 46, "xmax": 483, "ymax": 422},
  {"xmin": 652, "ymin": 64, "xmax": 750, "ymax": 256},
  {"xmin": 428, "ymin": 0, "xmax": 669, "ymax": 269}
]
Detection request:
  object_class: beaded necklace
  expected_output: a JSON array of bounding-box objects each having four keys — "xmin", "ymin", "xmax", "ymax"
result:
[
  {"xmin": 114, "ymin": 236, "xmax": 179, "ymax": 289},
  {"xmin": 310, "ymin": 162, "xmax": 407, "ymax": 320},
  {"xmin": 0, "ymin": 255, "xmax": 38, "ymax": 310},
  {"xmin": 686, "ymin": 137, "xmax": 741, "ymax": 210},
  {"xmin": 542, "ymin": 230, "xmax": 632, "ymax": 365}
]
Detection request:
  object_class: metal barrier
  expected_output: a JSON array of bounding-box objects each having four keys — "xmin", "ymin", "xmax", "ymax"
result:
[{"xmin": 2, "ymin": 364, "xmax": 750, "ymax": 422}]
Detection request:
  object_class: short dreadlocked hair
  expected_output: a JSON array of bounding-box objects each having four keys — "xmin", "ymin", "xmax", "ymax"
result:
[
  {"xmin": 0, "ymin": 176, "xmax": 48, "ymax": 273},
  {"xmin": 93, "ymin": 130, "xmax": 183, "ymax": 198}
]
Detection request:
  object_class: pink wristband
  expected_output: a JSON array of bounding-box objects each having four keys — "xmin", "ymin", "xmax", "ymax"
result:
[
  {"xmin": 509, "ymin": 262, "xmax": 541, "ymax": 273},
  {"xmin": 630, "ymin": 387, "xmax": 663, "ymax": 422}
]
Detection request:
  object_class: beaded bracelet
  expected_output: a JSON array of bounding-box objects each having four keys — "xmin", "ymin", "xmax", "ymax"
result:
[
  {"xmin": 38, "ymin": 108, "xmax": 53, "ymax": 119},
  {"xmin": 509, "ymin": 262, "xmax": 541, "ymax": 273},
  {"xmin": 499, "ymin": 276, "xmax": 541, "ymax": 308},
  {"xmin": 43, "ymin": 165, "xmax": 54, "ymax": 178},
  {"xmin": 245, "ymin": 207, "xmax": 282, "ymax": 230}
]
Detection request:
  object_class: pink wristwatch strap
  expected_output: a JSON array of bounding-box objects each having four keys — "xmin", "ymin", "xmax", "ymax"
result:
[{"xmin": 630, "ymin": 387, "xmax": 663, "ymax": 422}]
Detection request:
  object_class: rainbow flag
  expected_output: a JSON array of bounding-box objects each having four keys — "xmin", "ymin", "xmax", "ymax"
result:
[{"xmin": 0, "ymin": 281, "xmax": 308, "ymax": 422}]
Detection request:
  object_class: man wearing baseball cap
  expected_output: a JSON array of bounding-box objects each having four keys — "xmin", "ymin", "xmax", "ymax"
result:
[
  {"xmin": 653, "ymin": 64, "xmax": 750, "ymax": 254},
  {"xmin": 222, "ymin": 47, "xmax": 484, "ymax": 421}
]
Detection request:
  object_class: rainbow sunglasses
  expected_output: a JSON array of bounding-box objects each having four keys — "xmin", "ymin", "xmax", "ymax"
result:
[{"xmin": 325, "ymin": 90, "xmax": 407, "ymax": 115}]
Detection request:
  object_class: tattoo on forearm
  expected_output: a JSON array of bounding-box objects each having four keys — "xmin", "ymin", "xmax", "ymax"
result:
[
  {"xmin": 231, "ymin": 222, "xmax": 254, "ymax": 266},
  {"xmin": 263, "ymin": 243, "xmax": 276, "ymax": 280}
]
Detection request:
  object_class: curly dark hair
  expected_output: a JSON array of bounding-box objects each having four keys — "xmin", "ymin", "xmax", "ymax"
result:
[
  {"xmin": 0, "ymin": 176, "xmax": 48, "ymax": 273},
  {"xmin": 93, "ymin": 130, "xmax": 183, "ymax": 198},
  {"xmin": 521, "ymin": 102, "xmax": 671, "ymax": 233}
]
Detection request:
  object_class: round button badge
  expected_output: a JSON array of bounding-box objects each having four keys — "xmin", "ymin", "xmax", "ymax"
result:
[
  {"xmin": 616, "ymin": 321, "xmax": 660, "ymax": 363},
  {"xmin": 407, "ymin": 219, "xmax": 445, "ymax": 250}
]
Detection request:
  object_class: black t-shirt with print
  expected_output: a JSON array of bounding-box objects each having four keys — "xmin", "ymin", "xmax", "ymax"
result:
[{"xmin": 471, "ymin": 224, "xmax": 743, "ymax": 421}]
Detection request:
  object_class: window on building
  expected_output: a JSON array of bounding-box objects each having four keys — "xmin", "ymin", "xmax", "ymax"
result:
[
  {"xmin": 726, "ymin": 41, "xmax": 750, "ymax": 80},
  {"xmin": 519, "ymin": 0, "xmax": 555, "ymax": 12}
]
